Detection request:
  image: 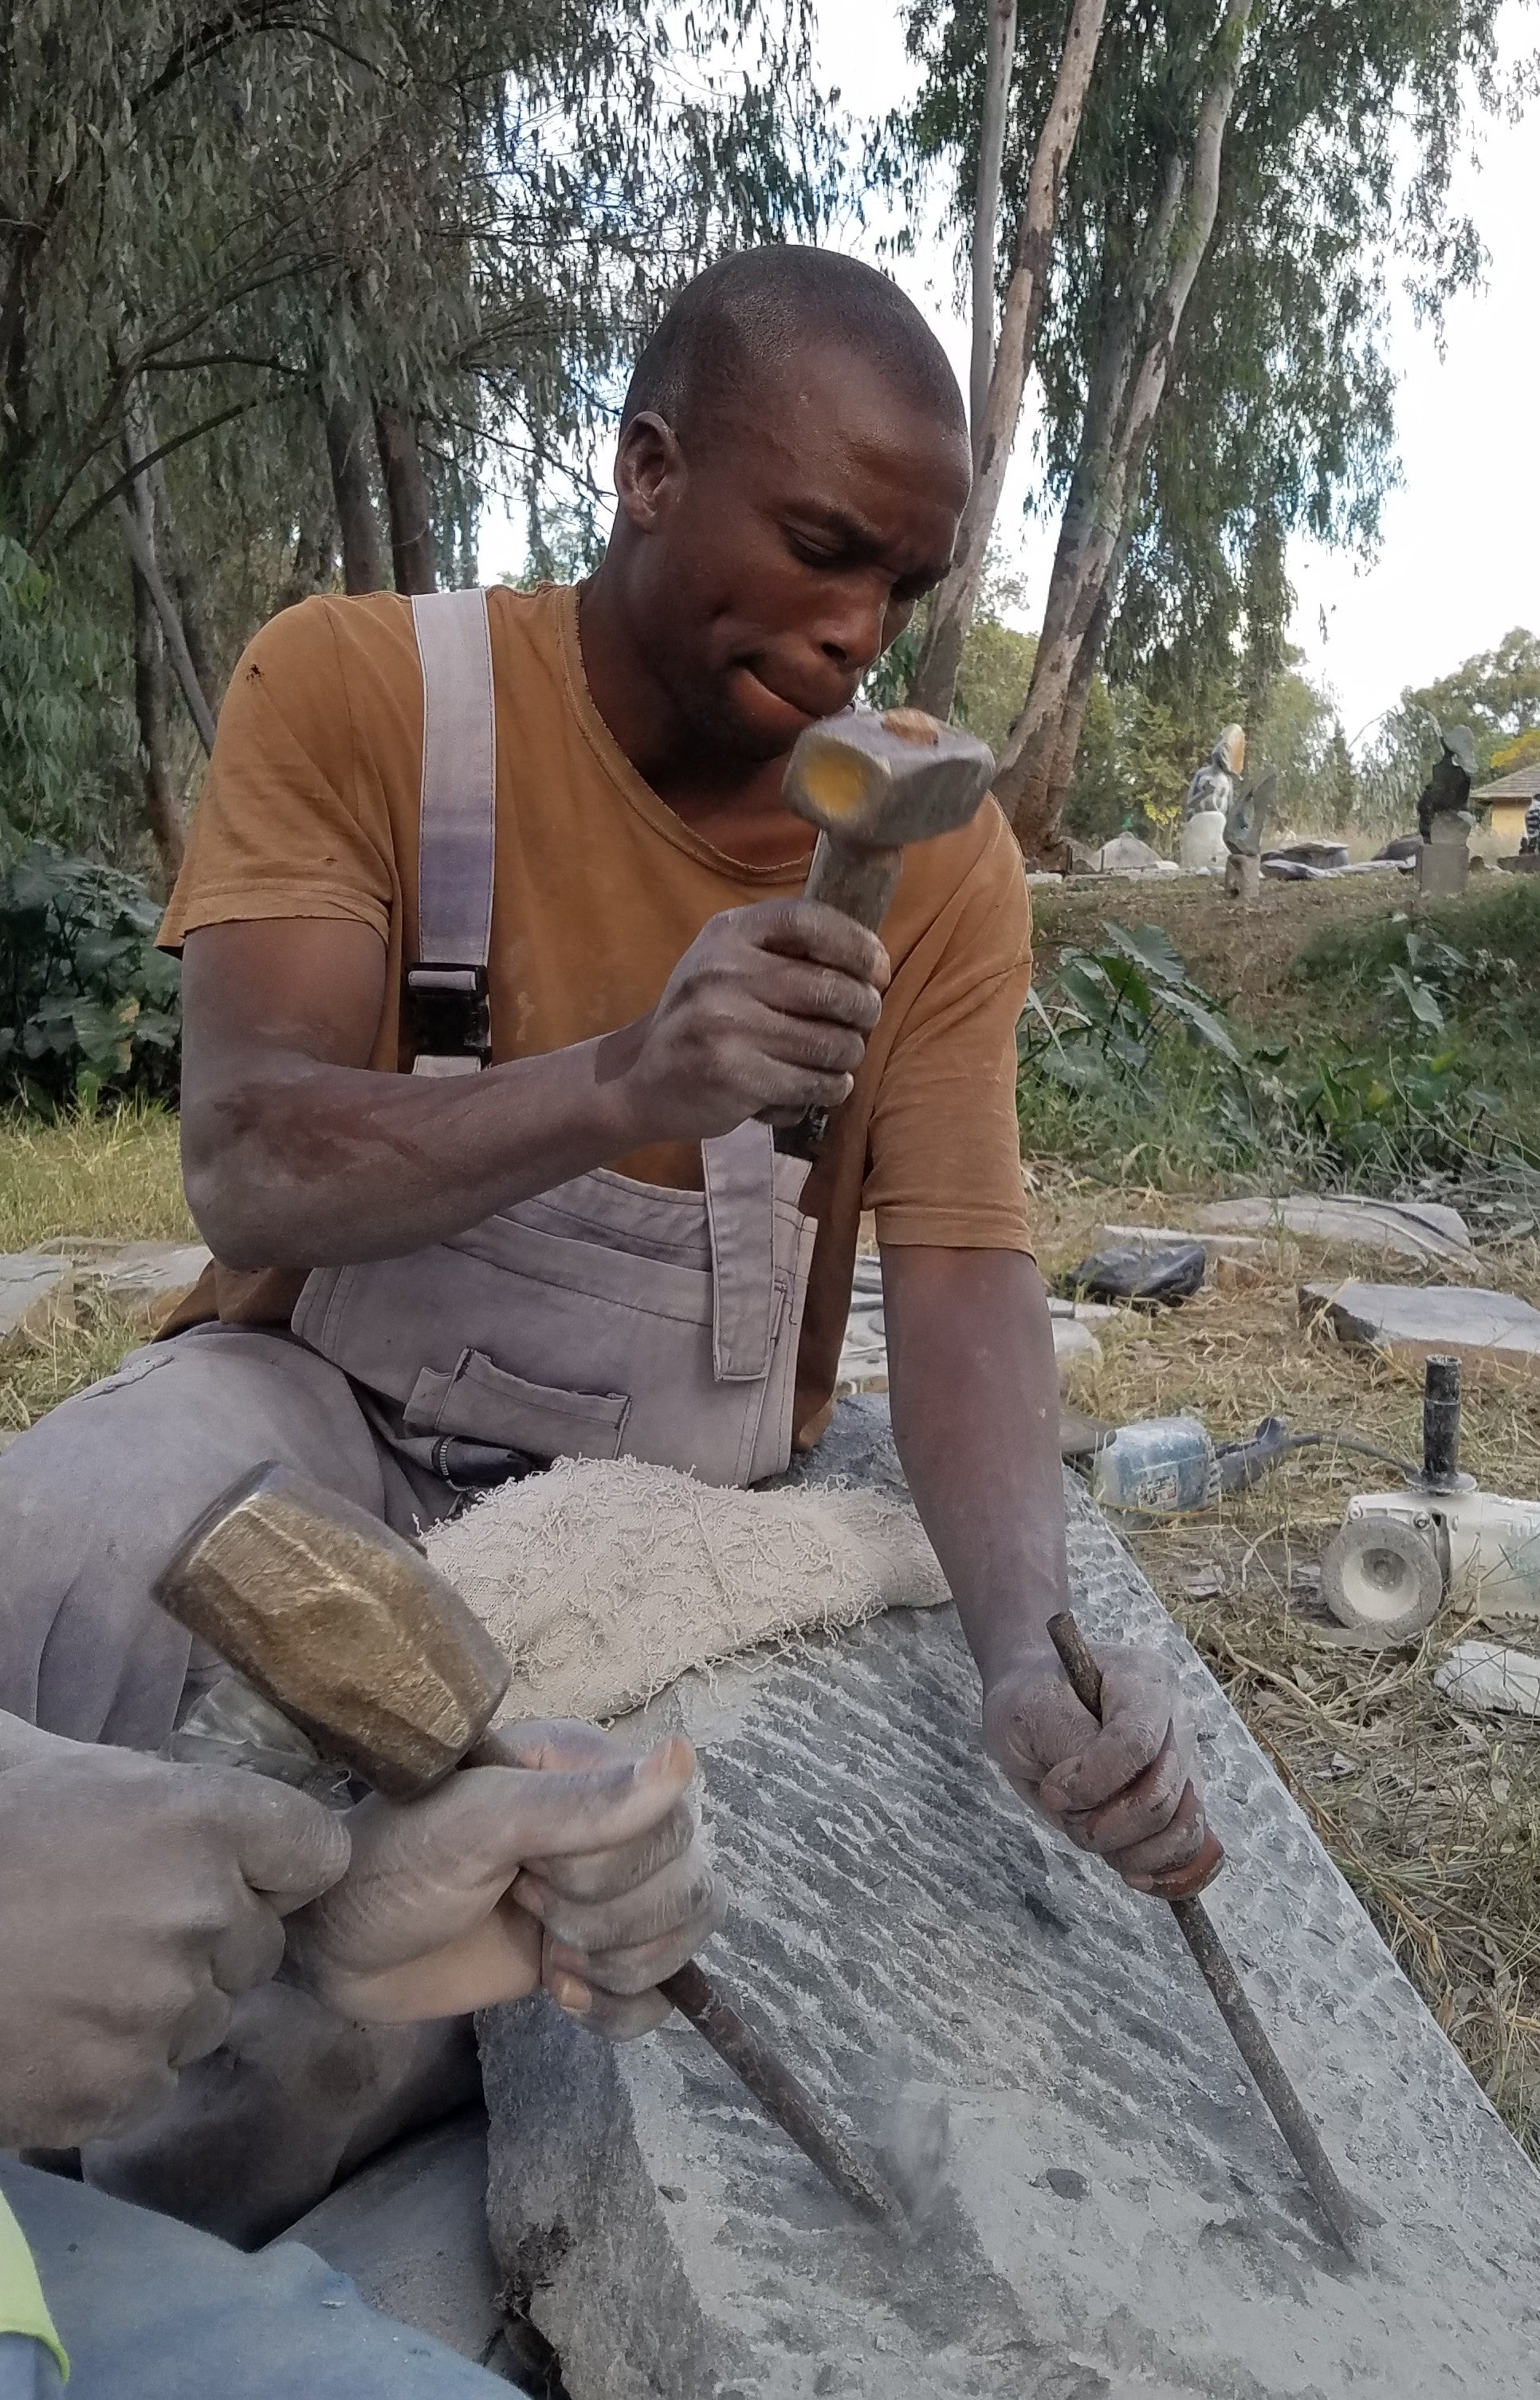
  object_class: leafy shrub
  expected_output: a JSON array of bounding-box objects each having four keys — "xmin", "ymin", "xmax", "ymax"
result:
[
  {"xmin": 1016, "ymin": 915, "xmax": 1534, "ymax": 1205},
  {"xmin": 0, "ymin": 842, "xmax": 181, "ymax": 1113},
  {"xmin": 1018, "ymin": 919, "xmax": 1244, "ymax": 1101}
]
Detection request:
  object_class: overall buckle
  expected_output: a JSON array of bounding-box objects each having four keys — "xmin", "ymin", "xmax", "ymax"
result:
[{"xmin": 405, "ymin": 963, "xmax": 491, "ymax": 1068}]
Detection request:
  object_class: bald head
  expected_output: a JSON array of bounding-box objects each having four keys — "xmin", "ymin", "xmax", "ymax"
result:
[{"xmin": 621, "ymin": 246, "xmax": 967, "ymax": 454}]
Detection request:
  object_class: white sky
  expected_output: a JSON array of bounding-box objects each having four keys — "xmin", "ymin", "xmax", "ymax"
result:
[{"xmin": 483, "ymin": 3, "xmax": 1538, "ymax": 738}]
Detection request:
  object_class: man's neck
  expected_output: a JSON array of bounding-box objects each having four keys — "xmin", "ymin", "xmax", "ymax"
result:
[{"xmin": 576, "ymin": 573, "xmax": 811, "ymax": 871}]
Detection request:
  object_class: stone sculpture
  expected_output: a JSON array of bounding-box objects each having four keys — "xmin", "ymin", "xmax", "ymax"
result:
[
  {"xmin": 1180, "ymin": 723, "xmax": 1244, "ymax": 873},
  {"xmin": 1224, "ymin": 763, "xmax": 1277, "ymax": 902},
  {"xmin": 1417, "ymin": 725, "xmax": 1478, "ymax": 899}
]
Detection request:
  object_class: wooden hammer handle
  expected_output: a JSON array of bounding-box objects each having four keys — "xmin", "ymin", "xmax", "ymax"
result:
[{"xmin": 801, "ymin": 828, "xmax": 903, "ymax": 931}]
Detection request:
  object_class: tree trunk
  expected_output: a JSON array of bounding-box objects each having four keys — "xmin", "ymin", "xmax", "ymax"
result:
[
  {"xmin": 969, "ymin": 0, "xmax": 1019, "ymax": 447},
  {"xmin": 996, "ymin": 0, "xmax": 1254, "ymax": 860},
  {"xmin": 325, "ymin": 391, "xmax": 384, "ymax": 593},
  {"xmin": 111, "ymin": 492, "xmax": 216, "ymax": 754},
  {"xmin": 130, "ymin": 564, "xmax": 186, "ymax": 884},
  {"xmin": 908, "ymin": 0, "xmax": 1109, "ymax": 721},
  {"xmin": 279, "ymin": 518, "xmax": 338, "ymax": 612},
  {"xmin": 374, "ymin": 404, "xmax": 437, "ymax": 594},
  {"xmin": 129, "ymin": 378, "xmax": 219, "ymax": 710}
]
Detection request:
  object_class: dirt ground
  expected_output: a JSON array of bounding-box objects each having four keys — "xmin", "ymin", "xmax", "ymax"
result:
[
  {"xmin": 1028, "ymin": 865, "xmax": 1414, "ymax": 1013},
  {"xmin": 1033, "ymin": 1168, "xmax": 1540, "ymax": 2158}
]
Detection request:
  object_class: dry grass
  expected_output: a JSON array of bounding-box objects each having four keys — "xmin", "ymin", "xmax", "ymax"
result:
[
  {"xmin": 0, "ymin": 1106, "xmax": 194, "ymax": 1434},
  {"xmin": 0, "ymin": 1104, "xmax": 192, "ymax": 1251},
  {"xmin": 1037, "ymin": 1167, "xmax": 1540, "ymax": 2155}
]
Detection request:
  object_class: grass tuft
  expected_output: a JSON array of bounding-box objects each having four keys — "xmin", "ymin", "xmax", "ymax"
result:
[{"xmin": 0, "ymin": 1102, "xmax": 192, "ymax": 1252}]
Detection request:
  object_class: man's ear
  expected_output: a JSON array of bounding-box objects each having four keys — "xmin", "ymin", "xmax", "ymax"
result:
[{"xmin": 613, "ymin": 411, "xmax": 685, "ymax": 533}]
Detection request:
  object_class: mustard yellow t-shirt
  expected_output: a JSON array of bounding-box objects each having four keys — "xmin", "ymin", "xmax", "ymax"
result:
[
  {"xmin": 159, "ymin": 584, "xmax": 1033, "ymax": 1440},
  {"xmin": 0, "ymin": 2197, "xmax": 66, "ymax": 2377}
]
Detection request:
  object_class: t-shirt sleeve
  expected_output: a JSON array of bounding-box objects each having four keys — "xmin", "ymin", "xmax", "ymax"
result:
[
  {"xmin": 158, "ymin": 597, "xmax": 396, "ymax": 952},
  {"xmin": 863, "ymin": 809, "xmax": 1033, "ymax": 1253}
]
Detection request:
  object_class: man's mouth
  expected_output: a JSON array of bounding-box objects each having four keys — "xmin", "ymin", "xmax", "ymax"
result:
[{"xmin": 738, "ymin": 663, "xmax": 855, "ymax": 727}]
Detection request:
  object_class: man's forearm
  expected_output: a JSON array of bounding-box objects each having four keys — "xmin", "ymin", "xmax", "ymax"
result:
[
  {"xmin": 882, "ymin": 1247, "xmax": 1068, "ymax": 1687},
  {"xmin": 182, "ymin": 1024, "xmax": 652, "ymax": 1269}
]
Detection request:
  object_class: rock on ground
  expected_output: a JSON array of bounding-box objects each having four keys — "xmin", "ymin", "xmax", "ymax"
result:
[
  {"xmin": 1201, "ymin": 1196, "xmax": 1471, "ymax": 1266},
  {"xmin": 1302, "ymin": 1279, "xmax": 1540, "ymax": 1378},
  {"xmin": 0, "ymin": 1253, "xmax": 74, "ymax": 1344},
  {"xmin": 478, "ymin": 1398, "xmax": 1540, "ymax": 2399}
]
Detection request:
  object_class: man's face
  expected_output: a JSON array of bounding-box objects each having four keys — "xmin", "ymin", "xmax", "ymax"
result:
[{"xmin": 612, "ymin": 340, "xmax": 971, "ymax": 764}]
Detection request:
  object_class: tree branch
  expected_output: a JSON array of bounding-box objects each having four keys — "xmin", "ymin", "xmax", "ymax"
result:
[{"xmin": 969, "ymin": 0, "xmax": 1018, "ymax": 449}]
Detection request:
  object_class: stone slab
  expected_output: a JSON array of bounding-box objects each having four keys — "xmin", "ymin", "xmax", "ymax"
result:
[
  {"xmin": 285, "ymin": 2107, "xmax": 523, "ymax": 2381},
  {"xmin": 0, "ymin": 1253, "xmax": 74, "ymax": 1344},
  {"xmin": 43, "ymin": 1236, "xmax": 212, "ymax": 1321},
  {"xmin": 1302, "ymin": 1278, "xmax": 1540, "ymax": 1378},
  {"xmin": 1203, "ymin": 1196, "xmax": 1471, "ymax": 1265},
  {"xmin": 479, "ymin": 1396, "xmax": 1540, "ymax": 2400}
]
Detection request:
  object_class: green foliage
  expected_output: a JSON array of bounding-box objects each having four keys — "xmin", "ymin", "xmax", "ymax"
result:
[
  {"xmin": 4, "ymin": 0, "xmax": 839, "ymax": 862},
  {"xmin": 1017, "ymin": 899, "xmax": 1538, "ymax": 1199},
  {"xmin": 1018, "ymin": 918, "xmax": 1244, "ymax": 1105},
  {"xmin": 0, "ymin": 844, "xmax": 182, "ymax": 1113},
  {"xmin": 889, "ymin": 0, "xmax": 1509, "ymax": 734},
  {"xmin": 1407, "ymin": 629, "xmax": 1540, "ymax": 776},
  {"xmin": 0, "ymin": 538, "xmax": 135, "ymax": 855},
  {"xmin": 953, "ymin": 617, "xmax": 1035, "ymax": 754},
  {"xmin": 1489, "ymin": 727, "xmax": 1540, "ymax": 778}
]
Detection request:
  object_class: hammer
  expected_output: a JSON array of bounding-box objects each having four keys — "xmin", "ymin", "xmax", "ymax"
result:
[
  {"xmin": 156, "ymin": 1464, "xmax": 908, "ymax": 2233},
  {"xmin": 777, "ymin": 706, "xmax": 994, "ymax": 1157}
]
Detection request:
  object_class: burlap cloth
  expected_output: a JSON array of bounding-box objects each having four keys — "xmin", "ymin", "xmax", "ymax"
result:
[{"xmin": 422, "ymin": 1454, "xmax": 950, "ymax": 1725}]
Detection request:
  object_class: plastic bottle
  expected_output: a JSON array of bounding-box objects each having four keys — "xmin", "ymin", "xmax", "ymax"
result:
[{"xmin": 1087, "ymin": 1416, "xmax": 1219, "ymax": 1518}]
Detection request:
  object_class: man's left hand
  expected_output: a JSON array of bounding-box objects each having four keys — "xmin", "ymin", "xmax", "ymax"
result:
[
  {"xmin": 982, "ymin": 1647, "xmax": 1217, "ymax": 1897},
  {"xmin": 285, "ymin": 1721, "xmax": 721, "ymax": 2036}
]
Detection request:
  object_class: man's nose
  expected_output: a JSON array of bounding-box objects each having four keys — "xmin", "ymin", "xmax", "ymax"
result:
[{"xmin": 816, "ymin": 578, "xmax": 888, "ymax": 677}]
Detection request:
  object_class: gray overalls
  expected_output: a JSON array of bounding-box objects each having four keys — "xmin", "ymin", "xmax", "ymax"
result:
[{"xmin": 0, "ymin": 591, "xmax": 815, "ymax": 1750}]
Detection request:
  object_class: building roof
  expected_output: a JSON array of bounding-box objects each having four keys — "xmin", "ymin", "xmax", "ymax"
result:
[{"xmin": 1474, "ymin": 764, "xmax": 1540, "ymax": 804}]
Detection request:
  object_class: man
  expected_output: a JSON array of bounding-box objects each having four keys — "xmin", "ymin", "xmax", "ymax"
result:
[{"xmin": 1, "ymin": 244, "xmax": 1208, "ymax": 2225}]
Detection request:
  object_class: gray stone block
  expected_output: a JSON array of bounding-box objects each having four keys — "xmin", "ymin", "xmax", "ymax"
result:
[
  {"xmin": 0, "ymin": 1252, "xmax": 73, "ymax": 1344},
  {"xmin": 1302, "ymin": 1278, "xmax": 1540, "ymax": 1378},
  {"xmin": 284, "ymin": 2107, "xmax": 526, "ymax": 2383},
  {"xmin": 480, "ymin": 1398, "xmax": 1540, "ymax": 2398}
]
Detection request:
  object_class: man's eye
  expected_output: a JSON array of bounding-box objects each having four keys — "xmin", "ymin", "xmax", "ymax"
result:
[{"xmin": 788, "ymin": 534, "xmax": 841, "ymax": 567}]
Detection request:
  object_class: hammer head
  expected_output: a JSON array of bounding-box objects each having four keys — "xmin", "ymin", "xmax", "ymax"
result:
[
  {"xmin": 784, "ymin": 707, "xmax": 994, "ymax": 851},
  {"xmin": 155, "ymin": 1465, "xmax": 510, "ymax": 1800}
]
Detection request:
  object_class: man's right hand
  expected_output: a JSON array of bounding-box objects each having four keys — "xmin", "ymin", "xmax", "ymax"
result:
[
  {"xmin": 0, "ymin": 1726, "xmax": 351, "ymax": 2148},
  {"xmin": 614, "ymin": 897, "xmax": 889, "ymax": 1141}
]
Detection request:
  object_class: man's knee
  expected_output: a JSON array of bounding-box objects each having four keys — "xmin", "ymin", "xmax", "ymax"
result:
[{"xmin": 0, "ymin": 1329, "xmax": 388, "ymax": 1749}]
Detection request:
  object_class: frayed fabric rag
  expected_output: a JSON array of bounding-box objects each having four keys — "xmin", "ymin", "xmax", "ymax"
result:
[{"xmin": 422, "ymin": 1454, "xmax": 950, "ymax": 1724}]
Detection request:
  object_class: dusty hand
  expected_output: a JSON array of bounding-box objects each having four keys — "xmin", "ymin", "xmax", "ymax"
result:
[
  {"xmin": 982, "ymin": 1646, "xmax": 1216, "ymax": 1895},
  {"xmin": 619, "ymin": 897, "xmax": 889, "ymax": 1140},
  {"xmin": 285, "ymin": 1722, "xmax": 721, "ymax": 2038},
  {"xmin": 0, "ymin": 1725, "xmax": 351, "ymax": 2147}
]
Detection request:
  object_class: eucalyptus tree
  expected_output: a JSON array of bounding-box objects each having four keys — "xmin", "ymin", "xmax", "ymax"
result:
[
  {"xmin": 893, "ymin": 0, "xmax": 1514, "ymax": 862},
  {"xmin": 2, "ymin": 0, "xmax": 834, "ymax": 871}
]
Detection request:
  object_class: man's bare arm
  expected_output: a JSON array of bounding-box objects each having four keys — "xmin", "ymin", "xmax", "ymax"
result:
[
  {"xmin": 179, "ymin": 906, "xmax": 887, "ymax": 1268},
  {"xmin": 882, "ymin": 1246, "xmax": 1212, "ymax": 1893}
]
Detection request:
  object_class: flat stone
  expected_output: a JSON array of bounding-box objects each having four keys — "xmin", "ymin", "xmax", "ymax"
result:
[
  {"xmin": 0, "ymin": 1253, "xmax": 74, "ymax": 1344},
  {"xmin": 479, "ymin": 1396, "xmax": 1540, "ymax": 2399},
  {"xmin": 284, "ymin": 2107, "xmax": 523, "ymax": 2381},
  {"xmin": 1432, "ymin": 1641, "xmax": 1540, "ymax": 1720},
  {"xmin": 45, "ymin": 1237, "xmax": 211, "ymax": 1320},
  {"xmin": 1302, "ymin": 1279, "xmax": 1540, "ymax": 1378},
  {"xmin": 1207, "ymin": 1195, "xmax": 1471, "ymax": 1264},
  {"xmin": 1051, "ymin": 1316, "xmax": 1102, "ymax": 1385}
]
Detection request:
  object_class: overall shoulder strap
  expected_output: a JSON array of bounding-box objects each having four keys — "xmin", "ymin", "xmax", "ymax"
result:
[{"xmin": 407, "ymin": 587, "xmax": 496, "ymax": 1077}]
